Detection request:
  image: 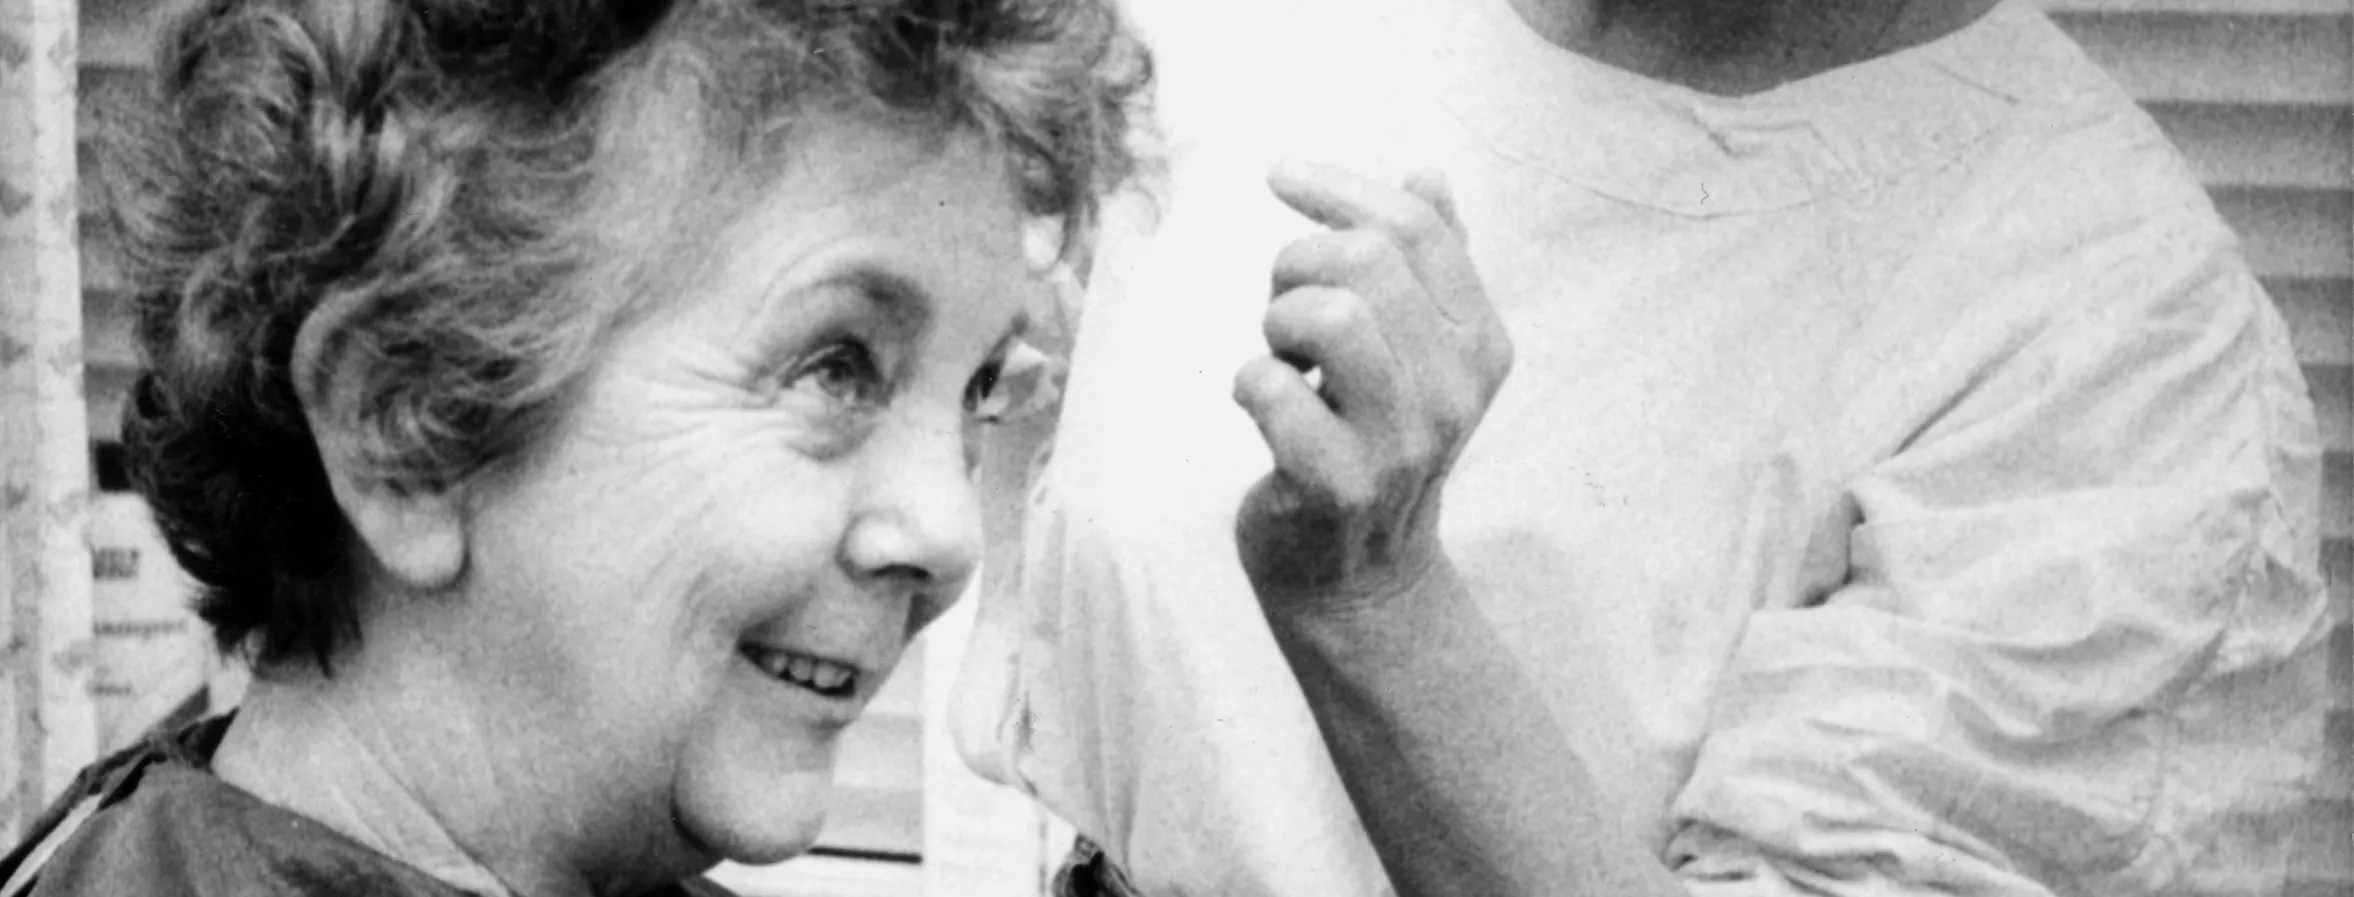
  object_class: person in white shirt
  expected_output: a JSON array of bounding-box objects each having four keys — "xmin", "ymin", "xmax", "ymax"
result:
[{"xmin": 956, "ymin": 0, "xmax": 2334, "ymax": 894}]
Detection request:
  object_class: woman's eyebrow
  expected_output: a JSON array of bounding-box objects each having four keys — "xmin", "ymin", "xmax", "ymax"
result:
[
  {"xmin": 836, "ymin": 267, "xmax": 934, "ymax": 330},
  {"xmin": 773, "ymin": 265, "xmax": 934, "ymax": 350}
]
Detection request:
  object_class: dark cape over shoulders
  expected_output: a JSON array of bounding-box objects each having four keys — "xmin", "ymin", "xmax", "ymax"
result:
[{"xmin": 0, "ymin": 716, "xmax": 735, "ymax": 897}]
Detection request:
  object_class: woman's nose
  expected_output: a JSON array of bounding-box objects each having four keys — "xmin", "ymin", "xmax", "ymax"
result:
[{"xmin": 840, "ymin": 411, "xmax": 982, "ymax": 623}]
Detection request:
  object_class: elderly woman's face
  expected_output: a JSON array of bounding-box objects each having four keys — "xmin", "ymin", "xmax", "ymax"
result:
[{"xmin": 451, "ymin": 127, "xmax": 1033, "ymax": 867}]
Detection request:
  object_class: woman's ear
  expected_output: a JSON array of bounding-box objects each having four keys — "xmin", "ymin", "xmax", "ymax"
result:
[
  {"xmin": 293, "ymin": 305, "xmax": 467, "ymax": 592},
  {"xmin": 312, "ymin": 429, "xmax": 468, "ymax": 591},
  {"xmin": 296, "ymin": 382, "xmax": 465, "ymax": 591},
  {"xmin": 322, "ymin": 461, "xmax": 467, "ymax": 592}
]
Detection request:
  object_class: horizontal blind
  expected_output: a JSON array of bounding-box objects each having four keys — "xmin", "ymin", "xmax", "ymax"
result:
[{"xmin": 2041, "ymin": 0, "xmax": 2354, "ymax": 893}]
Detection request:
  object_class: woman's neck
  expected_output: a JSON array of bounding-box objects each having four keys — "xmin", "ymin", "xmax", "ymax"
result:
[
  {"xmin": 1505, "ymin": 0, "xmax": 2002, "ymax": 96},
  {"xmin": 210, "ymin": 660, "xmax": 580, "ymax": 897}
]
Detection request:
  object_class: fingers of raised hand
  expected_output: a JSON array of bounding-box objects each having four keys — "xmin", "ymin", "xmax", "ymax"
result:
[
  {"xmin": 1261, "ymin": 284, "xmax": 1406, "ymax": 423},
  {"xmin": 1269, "ymin": 161, "xmax": 1484, "ymax": 332},
  {"xmin": 1232, "ymin": 355, "xmax": 1379, "ymax": 509},
  {"xmin": 1272, "ymin": 228, "xmax": 1410, "ymax": 300},
  {"xmin": 1236, "ymin": 163, "xmax": 1513, "ymax": 607},
  {"xmin": 1259, "ymin": 162, "xmax": 1508, "ymax": 463},
  {"xmin": 1269, "ymin": 161, "xmax": 1458, "ymax": 253},
  {"xmin": 1399, "ymin": 168, "xmax": 1462, "ymax": 233}
]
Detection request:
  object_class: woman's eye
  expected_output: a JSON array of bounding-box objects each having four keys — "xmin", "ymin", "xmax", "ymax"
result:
[
  {"xmin": 966, "ymin": 340, "xmax": 1063, "ymax": 424},
  {"xmin": 789, "ymin": 340, "xmax": 887, "ymax": 410}
]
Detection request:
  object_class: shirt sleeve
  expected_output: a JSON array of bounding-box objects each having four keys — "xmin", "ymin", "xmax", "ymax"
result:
[{"xmin": 1665, "ymin": 197, "xmax": 2332, "ymax": 896}]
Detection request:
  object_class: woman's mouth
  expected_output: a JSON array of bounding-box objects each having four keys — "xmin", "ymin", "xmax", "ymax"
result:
[{"xmin": 739, "ymin": 645, "xmax": 861, "ymax": 699}]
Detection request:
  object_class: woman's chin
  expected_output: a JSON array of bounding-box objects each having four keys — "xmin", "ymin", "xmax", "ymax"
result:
[
  {"xmin": 675, "ymin": 767, "xmax": 835, "ymax": 865},
  {"xmin": 672, "ymin": 699, "xmax": 843, "ymax": 866}
]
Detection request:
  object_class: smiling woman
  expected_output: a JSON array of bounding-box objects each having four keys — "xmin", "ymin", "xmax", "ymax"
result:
[{"xmin": 0, "ymin": 1, "xmax": 1148, "ymax": 896}]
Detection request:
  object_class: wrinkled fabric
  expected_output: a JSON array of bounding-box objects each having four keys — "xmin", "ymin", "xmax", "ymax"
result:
[
  {"xmin": 0, "ymin": 717, "xmax": 736, "ymax": 897},
  {"xmin": 952, "ymin": 1, "xmax": 2333, "ymax": 895}
]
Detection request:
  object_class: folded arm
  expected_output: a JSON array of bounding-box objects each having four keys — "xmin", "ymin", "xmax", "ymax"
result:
[{"xmin": 1239, "ymin": 163, "xmax": 2327, "ymax": 896}]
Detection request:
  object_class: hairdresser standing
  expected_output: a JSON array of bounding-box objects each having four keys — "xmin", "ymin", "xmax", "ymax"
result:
[{"xmin": 955, "ymin": 0, "xmax": 2333, "ymax": 895}]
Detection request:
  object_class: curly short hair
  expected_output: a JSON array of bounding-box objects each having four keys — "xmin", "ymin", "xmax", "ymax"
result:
[{"xmin": 112, "ymin": 0, "xmax": 1152, "ymax": 671}]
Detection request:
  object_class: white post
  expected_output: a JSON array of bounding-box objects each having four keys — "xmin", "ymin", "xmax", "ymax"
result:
[{"xmin": 0, "ymin": 0, "xmax": 98, "ymax": 844}]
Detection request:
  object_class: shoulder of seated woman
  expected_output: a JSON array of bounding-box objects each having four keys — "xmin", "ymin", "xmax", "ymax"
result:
[
  {"xmin": 6, "ymin": 719, "xmax": 472, "ymax": 897},
  {"xmin": 22, "ymin": 767, "xmax": 744, "ymax": 897}
]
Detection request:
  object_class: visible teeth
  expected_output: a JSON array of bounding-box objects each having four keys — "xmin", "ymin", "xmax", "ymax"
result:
[
  {"xmin": 753, "ymin": 650, "xmax": 792, "ymax": 679},
  {"xmin": 746, "ymin": 647, "xmax": 858, "ymax": 696},
  {"xmin": 812, "ymin": 663, "xmax": 850, "ymax": 691}
]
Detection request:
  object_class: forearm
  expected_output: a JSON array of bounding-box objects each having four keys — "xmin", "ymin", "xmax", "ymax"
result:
[
  {"xmin": 1262, "ymin": 557, "xmax": 1685, "ymax": 897},
  {"xmin": 1235, "ymin": 163, "xmax": 1684, "ymax": 897}
]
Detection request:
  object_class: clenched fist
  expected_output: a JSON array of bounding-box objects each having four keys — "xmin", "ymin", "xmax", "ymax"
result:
[{"xmin": 1233, "ymin": 162, "xmax": 1514, "ymax": 618}]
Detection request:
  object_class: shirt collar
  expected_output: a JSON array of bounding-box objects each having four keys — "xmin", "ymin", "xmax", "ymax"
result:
[{"xmin": 1425, "ymin": 0, "xmax": 2076, "ymax": 217}]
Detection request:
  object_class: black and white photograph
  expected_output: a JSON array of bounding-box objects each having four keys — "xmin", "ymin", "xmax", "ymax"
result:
[{"xmin": 0, "ymin": 0, "xmax": 2347, "ymax": 894}]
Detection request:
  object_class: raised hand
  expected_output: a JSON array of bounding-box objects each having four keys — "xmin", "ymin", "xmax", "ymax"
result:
[{"xmin": 1232, "ymin": 162, "xmax": 1514, "ymax": 617}]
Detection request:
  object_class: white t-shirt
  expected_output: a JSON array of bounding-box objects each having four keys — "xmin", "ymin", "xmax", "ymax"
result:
[{"xmin": 955, "ymin": 1, "xmax": 2333, "ymax": 894}]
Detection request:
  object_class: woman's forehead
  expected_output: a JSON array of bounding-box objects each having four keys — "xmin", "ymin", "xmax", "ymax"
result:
[
  {"xmin": 578, "ymin": 113, "xmax": 1025, "ymax": 320},
  {"xmin": 717, "ymin": 127, "xmax": 1023, "ymax": 271},
  {"xmin": 617, "ymin": 129, "xmax": 1032, "ymax": 341}
]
